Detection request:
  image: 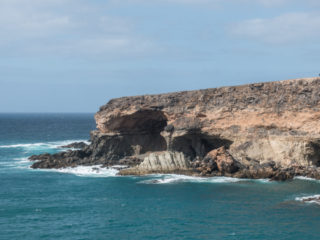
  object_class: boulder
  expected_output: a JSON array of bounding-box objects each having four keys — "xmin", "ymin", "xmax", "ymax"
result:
[{"xmin": 207, "ymin": 147, "xmax": 240, "ymax": 174}]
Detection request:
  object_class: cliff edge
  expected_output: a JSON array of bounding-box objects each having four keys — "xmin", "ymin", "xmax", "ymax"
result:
[{"xmin": 30, "ymin": 77, "xmax": 320, "ymax": 180}]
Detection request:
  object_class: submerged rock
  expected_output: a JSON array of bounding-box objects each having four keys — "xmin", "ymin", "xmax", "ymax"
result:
[
  {"xmin": 296, "ymin": 195, "xmax": 320, "ymax": 205},
  {"xmin": 29, "ymin": 77, "xmax": 320, "ymax": 180}
]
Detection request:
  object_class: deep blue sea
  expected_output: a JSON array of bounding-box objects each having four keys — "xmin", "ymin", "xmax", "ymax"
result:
[{"xmin": 1, "ymin": 113, "xmax": 320, "ymax": 240}]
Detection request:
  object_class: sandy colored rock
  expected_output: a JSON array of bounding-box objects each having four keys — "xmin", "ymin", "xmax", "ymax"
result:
[
  {"xmin": 94, "ymin": 77, "xmax": 320, "ymax": 169},
  {"xmin": 120, "ymin": 151, "xmax": 191, "ymax": 175}
]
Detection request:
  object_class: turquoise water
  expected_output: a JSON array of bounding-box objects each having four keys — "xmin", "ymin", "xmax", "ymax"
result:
[{"xmin": 1, "ymin": 113, "xmax": 320, "ymax": 240}]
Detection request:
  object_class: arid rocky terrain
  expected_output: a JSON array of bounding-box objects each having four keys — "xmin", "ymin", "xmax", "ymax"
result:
[{"xmin": 30, "ymin": 77, "xmax": 320, "ymax": 180}]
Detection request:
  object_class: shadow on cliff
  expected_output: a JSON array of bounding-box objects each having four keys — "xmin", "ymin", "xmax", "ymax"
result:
[
  {"xmin": 105, "ymin": 109, "xmax": 168, "ymax": 134},
  {"xmin": 88, "ymin": 110, "xmax": 171, "ymax": 163},
  {"xmin": 170, "ymin": 132, "xmax": 233, "ymax": 160}
]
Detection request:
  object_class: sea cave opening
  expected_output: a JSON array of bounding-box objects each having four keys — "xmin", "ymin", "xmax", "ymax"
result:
[
  {"xmin": 308, "ymin": 141, "xmax": 320, "ymax": 167},
  {"xmin": 103, "ymin": 109, "xmax": 168, "ymax": 156},
  {"xmin": 108, "ymin": 109, "xmax": 168, "ymax": 134},
  {"xmin": 170, "ymin": 132, "xmax": 232, "ymax": 160}
]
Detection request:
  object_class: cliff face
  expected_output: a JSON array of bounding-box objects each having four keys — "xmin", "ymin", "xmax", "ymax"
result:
[{"xmin": 30, "ymin": 77, "xmax": 320, "ymax": 180}]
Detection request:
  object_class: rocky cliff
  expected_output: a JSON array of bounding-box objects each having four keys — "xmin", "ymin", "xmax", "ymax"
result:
[{"xmin": 30, "ymin": 77, "xmax": 320, "ymax": 180}]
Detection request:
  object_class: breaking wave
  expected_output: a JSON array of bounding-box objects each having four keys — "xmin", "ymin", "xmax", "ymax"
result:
[
  {"xmin": 294, "ymin": 176, "xmax": 319, "ymax": 182},
  {"xmin": 138, "ymin": 174, "xmax": 271, "ymax": 184},
  {"xmin": 41, "ymin": 165, "xmax": 120, "ymax": 177},
  {"xmin": 295, "ymin": 195, "xmax": 320, "ymax": 205},
  {"xmin": 0, "ymin": 157, "xmax": 30, "ymax": 168},
  {"xmin": 3, "ymin": 157, "xmax": 122, "ymax": 177},
  {"xmin": 0, "ymin": 140, "xmax": 89, "ymax": 150}
]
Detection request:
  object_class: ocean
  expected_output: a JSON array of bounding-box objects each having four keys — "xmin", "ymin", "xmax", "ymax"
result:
[{"xmin": 1, "ymin": 113, "xmax": 320, "ymax": 240}]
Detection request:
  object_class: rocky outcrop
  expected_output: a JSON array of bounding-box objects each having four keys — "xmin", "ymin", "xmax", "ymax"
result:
[
  {"xmin": 120, "ymin": 151, "xmax": 192, "ymax": 175},
  {"xmin": 192, "ymin": 146, "xmax": 241, "ymax": 176},
  {"xmin": 296, "ymin": 195, "xmax": 320, "ymax": 205},
  {"xmin": 29, "ymin": 77, "xmax": 320, "ymax": 180},
  {"xmin": 59, "ymin": 142, "xmax": 88, "ymax": 149}
]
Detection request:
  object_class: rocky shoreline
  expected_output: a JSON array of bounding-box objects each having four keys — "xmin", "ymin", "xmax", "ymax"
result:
[{"xmin": 29, "ymin": 77, "xmax": 320, "ymax": 181}]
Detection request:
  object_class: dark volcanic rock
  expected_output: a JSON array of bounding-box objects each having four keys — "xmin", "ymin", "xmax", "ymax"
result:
[
  {"xmin": 29, "ymin": 153, "xmax": 52, "ymax": 161},
  {"xmin": 298, "ymin": 195, "xmax": 320, "ymax": 205},
  {"xmin": 30, "ymin": 150, "xmax": 92, "ymax": 169},
  {"xmin": 60, "ymin": 142, "xmax": 88, "ymax": 149},
  {"xmin": 118, "ymin": 156, "xmax": 144, "ymax": 166}
]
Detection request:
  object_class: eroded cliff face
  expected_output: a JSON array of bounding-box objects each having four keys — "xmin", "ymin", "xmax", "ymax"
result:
[{"xmin": 30, "ymin": 77, "xmax": 320, "ymax": 180}]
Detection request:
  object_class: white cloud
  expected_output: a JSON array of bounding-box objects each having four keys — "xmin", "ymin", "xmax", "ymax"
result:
[
  {"xmin": 251, "ymin": 0, "xmax": 319, "ymax": 7},
  {"xmin": 230, "ymin": 12, "xmax": 320, "ymax": 44},
  {"xmin": 167, "ymin": 0, "xmax": 286, "ymax": 5},
  {"xmin": 249, "ymin": 0, "xmax": 289, "ymax": 7},
  {"xmin": 0, "ymin": 0, "xmax": 153, "ymax": 57},
  {"xmin": 110, "ymin": 0, "xmax": 317, "ymax": 7},
  {"xmin": 0, "ymin": 1, "xmax": 72, "ymax": 34}
]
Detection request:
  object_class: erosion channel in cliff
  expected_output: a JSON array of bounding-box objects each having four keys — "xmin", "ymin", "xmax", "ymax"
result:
[{"xmin": 29, "ymin": 77, "xmax": 320, "ymax": 181}]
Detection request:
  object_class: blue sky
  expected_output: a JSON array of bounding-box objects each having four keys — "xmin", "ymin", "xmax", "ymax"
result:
[{"xmin": 1, "ymin": 0, "xmax": 320, "ymax": 112}]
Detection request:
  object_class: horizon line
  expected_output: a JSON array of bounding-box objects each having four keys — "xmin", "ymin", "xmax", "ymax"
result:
[{"xmin": 0, "ymin": 112, "xmax": 96, "ymax": 114}]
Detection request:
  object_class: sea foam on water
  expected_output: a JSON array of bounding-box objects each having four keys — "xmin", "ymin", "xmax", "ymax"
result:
[{"xmin": 0, "ymin": 140, "xmax": 89, "ymax": 150}]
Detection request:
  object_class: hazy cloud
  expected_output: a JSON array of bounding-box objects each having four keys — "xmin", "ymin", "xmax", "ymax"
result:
[
  {"xmin": 230, "ymin": 12, "xmax": 320, "ymax": 44},
  {"xmin": 0, "ymin": 0, "xmax": 153, "ymax": 57},
  {"xmin": 248, "ymin": 0, "xmax": 289, "ymax": 7},
  {"xmin": 111, "ymin": 0, "xmax": 317, "ymax": 7}
]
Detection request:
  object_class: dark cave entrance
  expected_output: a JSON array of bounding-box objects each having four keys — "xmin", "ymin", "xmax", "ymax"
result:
[
  {"xmin": 170, "ymin": 132, "xmax": 232, "ymax": 160},
  {"xmin": 104, "ymin": 110, "xmax": 168, "ymax": 156},
  {"xmin": 308, "ymin": 141, "xmax": 320, "ymax": 167},
  {"xmin": 108, "ymin": 109, "xmax": 168, "ymax": 134}
]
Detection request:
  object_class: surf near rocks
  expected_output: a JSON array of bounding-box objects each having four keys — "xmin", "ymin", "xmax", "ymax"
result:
[{"xmin": 295, "ymin": 195, "xmax": 320, "ymax": 205}]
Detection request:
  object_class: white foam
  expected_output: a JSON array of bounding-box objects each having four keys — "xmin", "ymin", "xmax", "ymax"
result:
[
  {"xmin": 43, "ymin": 165, "xmax": 119, "ymax": 177},
  {"xmin": 255, "ymin": 178, "xmax": 271, "ymax": 183},
  {"xmin": 294, "ymin": 176, "xmax": 319, "ymax": 181},
  {"xmin": 14, "ymin": 157, "xmax": 30, "ymax": 163},
  {"xmin": 2, "ymin": 156, "xmax": 121, "ymax": 176},
  {"xmin": 139, "ymin": 174, "xmax": 248, "ymax": 184},
  {"xmin": 139, "ymin": 174, "xmax": 274, "ymax": 184},
  {"xmin": 0, "ymin": 157, "xmax": 31, "ymax": 168},
  {"xmin": 295, "ymin": 195, "xmax": 320, "ymax": 205},
  {"xmin": 0, "ymin": 140, "xmax": 89, "ymax": 150}
]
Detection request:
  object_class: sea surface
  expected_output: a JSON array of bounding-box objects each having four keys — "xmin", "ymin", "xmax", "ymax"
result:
[{"xmin": 1, "ymin": 113, "xmax": 320, "ymax": 240}]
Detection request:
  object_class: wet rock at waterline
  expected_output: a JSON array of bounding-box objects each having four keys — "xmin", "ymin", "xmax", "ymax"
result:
[{"xmin": 59, "ymin": 142, "xmax": 88, "ymax": 149}]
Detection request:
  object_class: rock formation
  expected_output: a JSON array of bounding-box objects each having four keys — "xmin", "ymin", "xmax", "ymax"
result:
[
  {"xmin": 296, "ymin": 195, "xmax": 320, "ymax": 205},
  {"xmin": 30, "ymin": 77, "xmax": 320, "ymax": 180},
  {"xmin": 59, "ymin": 142, "xmax": 88, "ymax": 149},
  {"xmin": 120, "ymin": 151, "xmax": 192, "ymax": 175}
]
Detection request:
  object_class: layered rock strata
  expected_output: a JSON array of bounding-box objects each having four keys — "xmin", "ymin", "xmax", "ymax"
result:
[{"xmin": 30, "ymin": 77, "xmax": 320, "ymax": 180}]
